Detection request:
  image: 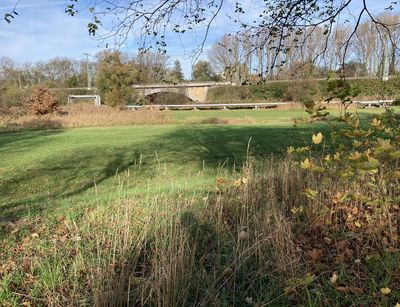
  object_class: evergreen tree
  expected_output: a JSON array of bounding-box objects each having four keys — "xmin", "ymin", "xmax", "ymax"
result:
[
  {"xmin": 96, "ymin": 51, "xmax": 140, "ymax": 106},
  {"xmin": 170, "ymin": 60, "xmax": 184, "ymax": 82}
]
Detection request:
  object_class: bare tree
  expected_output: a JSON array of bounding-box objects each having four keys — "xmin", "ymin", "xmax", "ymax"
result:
[
  {"xmin": 377, "ymin": 13, "xmax": 400, "ymax": 75},
  {"xmin": 208, "ymin": 34, "xmax": 247, "ymax": 83},
  {"xmin": 5, "ymin": 1, "xmax": 400, "ymax": 75},
  {"xmin": 135, "ymin": 51, "xmax": 169, "ymax": 83},
  {"xmin": 353, "ymin": 21, "xmax": 379, "ymax": 76}
]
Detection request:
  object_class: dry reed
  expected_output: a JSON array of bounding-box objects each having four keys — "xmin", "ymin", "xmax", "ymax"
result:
[{"xmin": 0, "ymin": 104, "xmax": 171, "ymax": 131}]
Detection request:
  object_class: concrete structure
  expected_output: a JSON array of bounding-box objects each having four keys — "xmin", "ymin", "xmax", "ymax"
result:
[
  {"xmin": 355, "ymin": 100, "xmax": 393, "ymax": 108},
  {"xmin": 132, "ymin": 82, "xmax": 232, "ymax": 103},
  {"xmin": 68, "ymin": 95, "xmax": 101, "ymax": 106}
]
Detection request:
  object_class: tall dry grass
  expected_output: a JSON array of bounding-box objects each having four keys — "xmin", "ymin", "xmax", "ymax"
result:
[
  {"xmin": 18, "ymin": 158, "xmax": 304, "ymax": 306},
  {"xmin": 3, "ymin": 153, "xmax": 397, "ymax": 306},
  {"xmin": 0, "ymin": 104, "xmax": 171, "ymax": 131}
]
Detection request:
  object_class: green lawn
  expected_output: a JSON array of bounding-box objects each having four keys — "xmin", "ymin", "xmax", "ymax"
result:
[
  {"xmin": 1, "ymin": 107, "xmax": 398, "ymax": 306},
  {"xmin": 0, "ymin": 124, "xmax": 323, "ymax": 222},
  {"xmin": 168, "ymin": 108, "xmax": 308, "ymax": 124},
  {"xmin": 166, "ymin": 106, "xmax": 388, "ymax": 124},
  {"xmin": 0, "ymin": 107, "xmax": 390, "ymax": 223}
]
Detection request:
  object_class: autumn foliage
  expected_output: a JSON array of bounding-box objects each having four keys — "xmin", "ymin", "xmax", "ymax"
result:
[{"xmin": 24, "ymin": 87, "xmax": 60, "ymax": 115}]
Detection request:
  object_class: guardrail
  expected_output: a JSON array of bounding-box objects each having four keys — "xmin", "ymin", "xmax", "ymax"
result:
[
  {"xmin": 355, "ymin": 100, "xmax": 393, "ymax": 108},
  {"xmin": 131, "ymin": 82, "xmax": 233, "ymax": 89},
  {"xmin": 126, "ymin": 102, "xmax": 289, "ymax": 111}
]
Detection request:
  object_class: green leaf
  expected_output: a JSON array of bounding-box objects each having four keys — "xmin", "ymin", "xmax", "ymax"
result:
[{"xmin": 361, "ymin": 157, "xmax": 380, "ymax": 170}]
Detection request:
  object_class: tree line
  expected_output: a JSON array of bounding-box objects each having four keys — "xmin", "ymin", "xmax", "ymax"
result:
[
  {"xmin": 2, "ymin": 11, "xmax": 400, "ymax": 108},
  {"xmin": 0, "ymin": 50, "xmax": 224, "ymax": 108},
  {"xmin": 0, "ymin": 51, "xmax": 187, "ymax": 89},
  {"xmin": 207, "ymin": 13, "xmax": 400, "ymax": 83},
  {"xmin": 0, "ymin": 51, "xmax": 185, "ymax": 108}
]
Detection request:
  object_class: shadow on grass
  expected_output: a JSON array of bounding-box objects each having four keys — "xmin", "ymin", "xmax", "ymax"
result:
[
  {"xmin": 0, "ymin": 150, "xmax": 135, "ymax": 222},
  {"xmin": 2, "ymin": 118, "xmax": 63, "ymax": 133},
  {"xmin": 0, "ymin": 128, "xmax": 64, "ymax": 150},
  {"xmin": 0, "ymin": 124, "xmax": 330, "ymax": 225}
]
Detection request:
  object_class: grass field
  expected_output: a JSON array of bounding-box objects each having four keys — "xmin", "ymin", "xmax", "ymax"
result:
[
  {"xmin": 2, "ymin": 106, "xmax": 381, "ymax": 220},
  {"xmin": 1, "ymin": 107, "xmax": 398, "ymax": 306},
  {"xmin": 0, "ymin": 111, "xmax": 325, "ymax": 222}
]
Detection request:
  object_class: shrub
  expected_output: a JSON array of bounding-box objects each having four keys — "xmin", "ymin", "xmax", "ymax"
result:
[
  {"xmin": 289, "ymin": 108, "xmax": 400, "ymax": 248},
  {"xmin": 207, "ymin": 86, "xmax": 251, "ymax": 102},
  {"xmin": 392, "ymin": 97, "xmax": 400, "ymax": 106},
  {"xmin": 0, "ymin": 85, "xmax": 27, "ymax": 114},
  {"xmin": 324, "ymin": 79, "xmax": 360, "ymax": 118},
  {"xmin": 24, "ymin": 87, "xmax": 60, "ymax": 115},
  {"xmin": 144, "ymin": 92, "xmax": 191, "ymax": 105},
  {"xmin": 205, "ymin": 78, "xmax": 400, "ymax": 103},
  {"xmin": 104, "ymin": 86, "xmax": 126, "ymax": 108},
  {"xmin": 301, "ymin": 96, "xmax": 329, "ymax": 122},
  {"xmin": 347, "ymin": 77, "xmax": 400, "ymax": 98},
  {"xmin": 250, "ymin": 82, "xmax": 290, "ymax": 100},
  {"xmin": 286, "ymin": 80, "xmax": 322, "ymax": 102}
]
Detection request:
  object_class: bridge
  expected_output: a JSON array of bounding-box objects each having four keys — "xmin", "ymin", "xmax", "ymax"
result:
[{"xmin": 131, "ymin": 82, "xmax": 232, "ymax": 102}]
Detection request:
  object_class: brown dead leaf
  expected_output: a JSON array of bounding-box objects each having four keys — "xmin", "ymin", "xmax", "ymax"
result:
[
  {"xmin": 333, "ymin": 254, "xmax": 346, "ymax": 265},
  {"xmin": 336, "ymin": 240, "xmax": 350, "ymax": 251},
  {"xmin": 307, "ymin": 249, "xmax": 323, "ymax": 261},
  {"xmin": 336, "ymin": 286, "xmax": 349, "ymax": 292},
  {"xmin": 350, "ymin": 287, "xmax": 364, "ymax": 295},
  {"xmin": 382, "ymin": 237, "xmax": 390, "ymax": 246},
  {"xmin": 384, "ymin": 247, "xmax": 399, "ymax": 253},
  {"xmin": 343, "ymin": 247, "xmax": 354, "ymax": 257},
  {"xmin": 216, "ymin": 178, "xmax": 226, "ymax": 185}
]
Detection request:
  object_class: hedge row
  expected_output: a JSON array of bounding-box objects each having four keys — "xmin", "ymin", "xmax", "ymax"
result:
[{"xmin": 206, "ymin": 78, "xmax": 400, "ymax": 103}]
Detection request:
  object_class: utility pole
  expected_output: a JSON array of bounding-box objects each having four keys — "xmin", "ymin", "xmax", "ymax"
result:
[{"xmin": 83, "ymin": 53, "xmax": 92, "ymax": 89}]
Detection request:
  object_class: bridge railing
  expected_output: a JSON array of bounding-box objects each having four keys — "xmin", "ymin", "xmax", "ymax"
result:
[
  {"xmin": 126, "ymin": 102, "xmax": 289, "ymax": 111},
  {"xmin": 355, "ymin": 100, "xmax": 393, "ymax": 108},
  {"xmin": 131, "ymin": 82, "xmax": 233, "ymax": 89}
]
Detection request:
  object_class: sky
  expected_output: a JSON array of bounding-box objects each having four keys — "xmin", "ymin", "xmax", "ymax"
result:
[
  {"xmin": 0, "ymin": 0, "xmax": 243, "ymax": 78},
  {"xmin": 0, "ymin": 0, "xmax": 395, "ymax": 79}
]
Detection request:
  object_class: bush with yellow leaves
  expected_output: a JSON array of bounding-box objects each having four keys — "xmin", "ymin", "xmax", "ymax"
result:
[{"xmin": 288, "ymin": 108, "xmax": 400, "ymax": 247}]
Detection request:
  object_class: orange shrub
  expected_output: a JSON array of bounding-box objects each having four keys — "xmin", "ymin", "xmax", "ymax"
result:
[{"xmin": 25, "ymin": 87, "xmax": 60, "ymax": 115}]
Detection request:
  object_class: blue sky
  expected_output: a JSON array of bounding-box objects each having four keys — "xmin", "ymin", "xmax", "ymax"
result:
[
  {"xmin": 0, "ymin": 0, "xmax": 395, "ymax": 78},
  {"xmin": 0, "ymin": 0, "xmax": 241, "ymax": 78}
]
